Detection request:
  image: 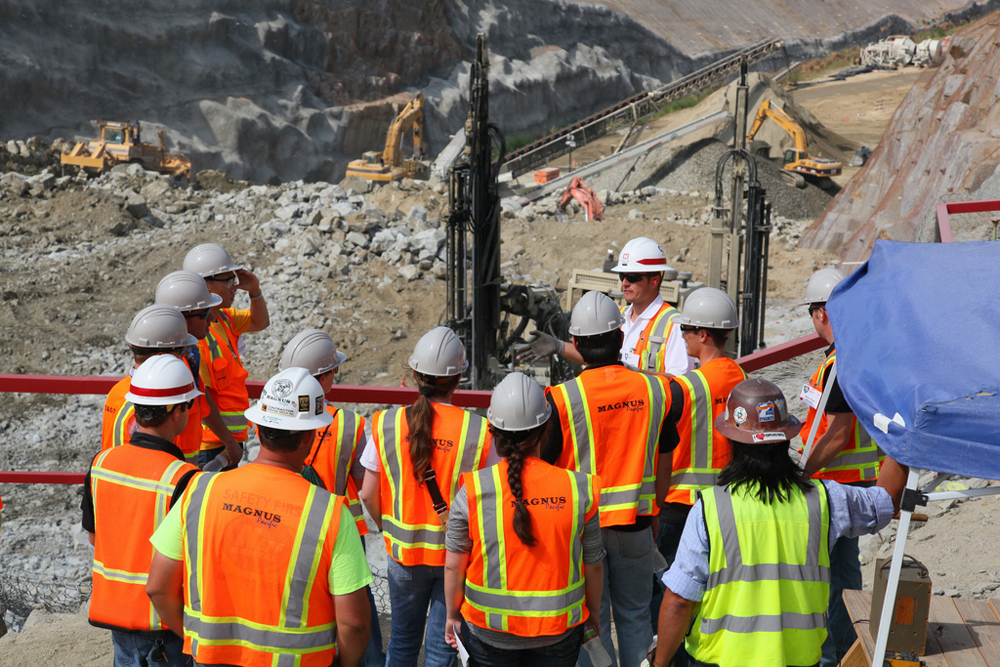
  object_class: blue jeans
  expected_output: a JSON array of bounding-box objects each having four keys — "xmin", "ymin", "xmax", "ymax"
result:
[
  {"xmin": 820, "ymin": 535, "xmax": 861, "ymax": 667},
  {"xmin": 579, "ymin": 527, "xmax": 655, "ymax": 667},
  {"xmin": 652, "ymin": 519, "xmax": 689, "ymax": 667},
  {"xmin": 362, "ymin": 540, "xmax": 386, "ymax": 667},
  {"xmin": 111, "ymin": 631, "xmax": 190, "ymax": 667},
  {"xmin": 385, "ymin": 559, "xmax": 456, "ymax": 667},
  {"xmin": 461, "ymin": 618, "xmax": 583, "ymax": 667}
]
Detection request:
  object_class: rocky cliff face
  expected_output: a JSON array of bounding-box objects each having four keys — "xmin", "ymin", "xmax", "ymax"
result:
[{"xmin": 799, "ymin": 11, "xmax": 1000, "ymax": 260}]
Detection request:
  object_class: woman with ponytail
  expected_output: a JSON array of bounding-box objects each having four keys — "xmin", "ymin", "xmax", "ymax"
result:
[
  {"xmin": 444, "ymin": 372, "xmax": 605, "ymax": 666},
  {"xmin": 360, "ymin": 326, "xmax": 493, "ymax": 667}
]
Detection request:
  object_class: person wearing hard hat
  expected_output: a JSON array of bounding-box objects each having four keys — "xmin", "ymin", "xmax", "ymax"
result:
[
  {"xmin": 798, "ymin": 267, "xmax": 886, "ymax": 667},
  {"xmin": 155, "ymin": 270, "xmax": 241, "ymax": 467},
  {"xmin": 443, "ymin": 372, "xmax": 605, "ymax": 665},
  {"xmin": 182, "ymin": 243, "xmax": 270, "ymax": 470},
  {"xmin": 147, "ymin": 367, "xmax": 373, "ymax": 667},
  {"xmin": 359, "ymin": 326, "xmax": 493, "ymax": 667},
  {"xmin": 279, "ymin": 328, "xmax": 385, "ymax": 667},
  {"xmin": 100, "ymin": 304, "xmax": 197, "ymax": 454},
  {"xmin": 541, "ymin": 291, "xmax": 673, "ymax": 667},
  {"xmin": 652, "ymin": 379, "xmax": 908, "ymax": 667},
  {"xmin": 518, "ymin": 237, "xmax": 694, "ymax": 377},
  {"xmin": 82, "ymin": 355, "xmax": 202, "ymax": 667}
]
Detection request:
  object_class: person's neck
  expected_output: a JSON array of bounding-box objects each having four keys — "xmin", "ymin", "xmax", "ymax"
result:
[
  {"xmin": 699, "ymin": 344, "xmax": 728, "ymax": 366},
  {"xmin": 252, "ymin": 449, "xmax": 303, "ymax": 473},
  {"xmin": 136, "ymin": 425, "xmax": 178, "ymax": 442},
  {"xmin": 630, "ymin": 295, "xmax": 656, "ymax": 321}
]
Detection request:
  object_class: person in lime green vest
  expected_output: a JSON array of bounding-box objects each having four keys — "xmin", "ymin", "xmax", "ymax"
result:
[{"xmin": 652, "ymin": 379, "xmax": 908, "ymax": 667}]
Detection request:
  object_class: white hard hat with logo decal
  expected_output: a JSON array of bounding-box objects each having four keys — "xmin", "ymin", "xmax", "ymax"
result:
[
  {"xmin": 611, "ymin": 236, "xmax": 674, "ymax": 273},
  {"xmin": 488, "ymin": 372, "xmax": 551, "ymax": 432},
  {"xmin": 155, "ymin": 270, "xmax": 223, "ymax": 312},
  {"xmin": 677, "ymin": 287, "xmax": 739, "ymax": 330},
  {"xmin": 125, "ymin": 304, "xmax": 198, "ymax": 348},
  {"xmin": 182, "ymin": 242, "xmax": 242, "ymax": 278},
  {"xmin": 569, "ymin": 290, "xmax": 624, "ymax": 336},
  {"xmin": 279, "ymin": 329, "xmax": 347, "ymax": 376},
  {"xmin": 408, "ymin": 326, "xmax": 468, "ymax": 377},
  {"xmin": 801, "ymin": 268, "xmax": 846, "ymax": 306},
  {"xmin": 245, "ymin": 367, "xmax": 333, "ymax": 431},
  {"xmin": 124, "ymin": 355, "xmax": 202, "ymax": 406}
]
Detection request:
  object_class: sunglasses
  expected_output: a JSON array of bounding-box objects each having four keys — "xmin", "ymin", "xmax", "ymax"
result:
[
  {"xmin": 184, "ymin": 309, "xmax": 211, "ymax": 320},
  {"xmin": 679, "ymin": 324, "xmax": 702, "ymax": 334},
  {"xmin": 808, "ymin": 304, "xmax": 825, "ymax": 316},
  {"xmin": 619, "ymin": 273, "xmax": 651, "ymax": 284},
  {"xmin": 169, "ymin": 399, "xmax": 196, "ymax": 413},
  {"xmin": 205, "ymin": 274, "xmax": 237, "ymax": 288}
]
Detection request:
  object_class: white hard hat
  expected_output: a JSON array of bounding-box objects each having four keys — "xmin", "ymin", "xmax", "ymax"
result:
[
  {"xmin": 611, "ymin": 237, "xmax": 674, "ymax": 273},
  {"xmin": 155, "ymin": 270, "xmax": 222, "ymax": 312},
  {"xmin": 569, "ymin": 291, "xmax": 624, "ymax": 337},
  {"xmin": 182, "ymin": 243, "xmax": 242, "ymax": 278},
  {"xmin": 408, "ymin": 326, "xmax": 468, "ymax": 377},
  {"xmin": 245, "ymin": 367, "xmax": 333, "ymax": 431},
  {"xmin": 677, "ymin": 287, "xmax": 739, "ymax": 330},
  {"xmin": 125, "ymin": 304, "xmax": 198, "ymax": 348},
  {"xmin": 279, "ymin": 329, "xmax": 347, "ymax": 376},
  {"xmin": 124, "ymin": 355, "xmax": 202, "ymax": 406},
  {"xmin": 488, "ymin": 372, "xmax": 551, "ymax": 432},
  {"xmin": 801, "ymin": 268, "xmax": 846, "ymax": 305}
]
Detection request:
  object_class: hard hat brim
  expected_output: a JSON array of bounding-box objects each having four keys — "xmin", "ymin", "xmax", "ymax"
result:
[
  {"xmin": 125, "ymin": 386, "xmax": 203, "ymax": 406},
  {"xmin": 315, "ymin": 350, "xmax": 348, "ymax": 374},
  {"xmin": 123, "ymin": 331, "xmax": 199, "ymax": 348},
  {"xmin": 408, "ymin": 357, "xmax": 469, "ymax": 377},
  {"xmin": 714, "ymin": 412, "xmax": 803, "ymax": 445},
  {"xmin": 244, "ymin": 404, "xmax": 334, "ymax": 431},
  {"xmin": 205, "ymin": 293, "xmax": 224, "ymax": 309}
]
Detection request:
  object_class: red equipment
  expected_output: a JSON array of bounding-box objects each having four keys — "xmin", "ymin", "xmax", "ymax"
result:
[{"xmin": 558, "ymin": 177, "xmax": 603, "ymax": 222}]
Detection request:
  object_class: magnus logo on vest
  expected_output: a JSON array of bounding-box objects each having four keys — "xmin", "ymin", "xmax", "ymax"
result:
[
  {"xmin": 433, "ymin": 438, "xmax": 455, "ymax": 452},
  {"xmin": 596, "ymin": 399, "xmax": 645, "ymax": 414},
  {"xmin": 222, "ymin": 502, "xmax": 283, "ymax": 528},
  {"xmin": 511, "ymin": 496, "xmax": 567, "ymax": 511}
]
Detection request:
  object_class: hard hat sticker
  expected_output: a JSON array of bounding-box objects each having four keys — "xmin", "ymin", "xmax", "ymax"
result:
[
  {"xmin": 271, "ymin": 379, "xmax": 294, "ymax": 398},
  {"xmin": 733, "ymin": 406, "xmax": 748, "ymax": 424},
  {"xmin": 315, "ymin": 397, "xmax": 323, "ymax": 415},
  {"xmin": 266, "ymin": 404, "xmax": 294, "ymax": 417},
  {"xmin": 298, "ymin": 395, "xmax": 310, "ymax": 412},
  {"xmin": 752, "ymin": 432, "xmax": 786, "ymax": 442},
  {"xmin": 756, "ymin": 401, "xmax": 776, "ymax": 423}
]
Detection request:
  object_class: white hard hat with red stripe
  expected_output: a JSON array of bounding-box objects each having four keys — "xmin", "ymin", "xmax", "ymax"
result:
[
  {"xmin": 611, "ymin": 237, "xmax": 674, "ymax": 273},
  {"xmin": 124, "ymin": 355, "xmax": 202, "ymax": 406}
]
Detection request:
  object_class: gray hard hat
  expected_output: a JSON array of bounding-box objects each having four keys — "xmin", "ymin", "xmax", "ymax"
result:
[
  {"xmin": 125, "ymin": 304, "xmax": 197, "ymax": 348},
  {"xmin": 801, "ymin": 268, "xmax": 846, "ymax": 306},
  {"xmin": 715, "ymin": 378, "xmax": 802, "ymax": 445},
  {"xmin": 182, "ymin": 243, "xmax": 242, "ymax": 278},
  {"xmin": 677, "ymin": 287, "xmax": 739, "ymax": 330},
  {"xmin": 487, "ymin": 372, "xmax": 551, "ymax": 432},
  {"xmin": 279, "ymin": 329, "xmax": 347, "ymax": 376},
  {"xmin": 155, "ymin": 270, "xmax": 222, "ymax": 312},
  {"xmin": 408, "ymin": 326, "xmax": 468, "ymax": 377},
  {"xmin": 569, "ymin": 291, "xmax": 624, "ymax": 337}
]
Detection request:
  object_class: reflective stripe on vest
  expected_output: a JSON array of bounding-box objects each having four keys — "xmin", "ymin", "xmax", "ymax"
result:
[
  {"xmin": 202, "ymin": 312, "xmax": 248, "ymax": 442},
  {"xmin": 111, "ymin": 400, "xmax": 135, "ymax": 448},
  {"xmin": 304, "ymin": 408, "xmax": 367, "ymax": 535},
  {"xmin": 803, "ymin": 352, "xmax": 884, "ymax": 483},
  {"xmin": 689, "ymin": 483, "xmax": 830, "ymax": 666},
  {"xmin": 181, "ymin": 473, "xmax": 340, "ymax": 661},
  {"xmin": 634, "ymin": 304, "xmax": 680, "ymax": 372}
]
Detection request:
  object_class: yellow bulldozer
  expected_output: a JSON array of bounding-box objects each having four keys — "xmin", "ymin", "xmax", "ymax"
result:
[
  {"xmin": 60, "ymin": 120, "xmax": 191, "ymax": 179},
  {"xmin": 746, "ymin": 99, "xmax": 841, "ymax": 188},
  {"xmin": 346, "ymin": 92, "xmax": 429, "ymax": 182}
]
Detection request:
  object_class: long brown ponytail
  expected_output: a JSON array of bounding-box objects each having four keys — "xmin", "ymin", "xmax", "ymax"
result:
[
  {"xmin": 491, "ymin": 423, "xmax": 548, "ymax": 547},
  {"xmin": 406, "ymin": 372, "xmax": 461, "ymax": 482}
]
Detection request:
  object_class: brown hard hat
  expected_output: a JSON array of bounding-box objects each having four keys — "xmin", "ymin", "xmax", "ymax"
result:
[{"xmin": 715, "ymin": 378, "xmax": 802, "ymax": 445}]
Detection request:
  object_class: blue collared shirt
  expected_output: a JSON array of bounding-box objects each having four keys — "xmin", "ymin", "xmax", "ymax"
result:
[{"xmin": 662, "ymin": 480, "xmax": 894, "ymax": 601}]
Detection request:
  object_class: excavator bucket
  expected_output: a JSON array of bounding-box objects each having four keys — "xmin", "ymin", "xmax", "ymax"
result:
[{"xmin": 558, "ymin": 177, "xmax": 604, "ymax": 222}]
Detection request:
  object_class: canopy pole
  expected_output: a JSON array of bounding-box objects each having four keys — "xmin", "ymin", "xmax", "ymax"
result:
[
  {"xmin": 872, "ymin": 467, "xmax": 919, "ymax": 662},
  {"xmin": 801, "ymin": 359, "xmax": 836, "ymax": 464}
]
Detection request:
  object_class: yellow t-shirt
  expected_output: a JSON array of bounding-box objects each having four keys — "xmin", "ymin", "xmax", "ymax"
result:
[{"xmin": 198, "ymin": 308, "xmax": 254, "ymax": 389}]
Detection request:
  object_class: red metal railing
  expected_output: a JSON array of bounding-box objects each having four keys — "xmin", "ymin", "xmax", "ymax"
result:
[{"xmin": 936, "ymin": 199, "xmax": 1000, "ymax": 243}]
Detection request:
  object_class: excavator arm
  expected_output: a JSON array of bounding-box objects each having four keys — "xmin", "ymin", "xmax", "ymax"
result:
[
  {"xmin": 745, "ymin": 99, "xmax": 808, "ymax": 153},
  {"xmin": 381, "ymin": 92, "xmax": 425, "ymax": 167}
]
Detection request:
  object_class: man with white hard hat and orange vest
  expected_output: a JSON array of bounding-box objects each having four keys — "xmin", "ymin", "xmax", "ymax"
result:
[
  {"xmin": 83, "ymin": 355, "xmax": 202, "ymax": 667},
  {"xmin": 100, "ymin": 304, "xmax": 197, "ymax": 454},
  {"xmin": 155, "ymin": 270, "xmax": 241, "ymax": 466},
  {"xmin": 147, "ymin": 367, "xmax": 373, "ymax": 667},
  {"xmin": 519, "ymin": 237, "xmax": 694, "ymax": 377},
  {"xmin": 799, "ymin": 268, "xmax": 885, "ymax": 667},
  {"xmin": 182, "ymin": 242, "xmax": 270, "ymax": 469}
]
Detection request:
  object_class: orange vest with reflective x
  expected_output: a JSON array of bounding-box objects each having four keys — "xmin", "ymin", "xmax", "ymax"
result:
[
  {"xmin": 178, "ymin": 466, "xmax": 343, "ymax": 667},
  {"xmin": 89, "ymin": 444, "xmax": 198, "ymax": 632},
  {"xmin": 303, "ymin": 405, "xmax": 368, "ymax": 537},
  {"xmin": 100, "ymin": 375, "xmax": 135, "ymax": 452},
  {"xmin": 548, "ymin": 365, "xmax": 668, "ymax": 526},
  {"xmin": 802, "ymin": 350, "xmax": 884, "ymax": 484},
  {"xmin": 667, "ymin": 357, "xmax": 748, "ymax": 505},
  {"xmin": 373, "ymin": 403, "xmax": 491, "ymax": 566},
  {"xmin": 462, "ymin": 458, "xmax": 599, "ymax": 637},
  {"xmin": 199, "ymin": 310, "xmax": 249, "ymax": 446},
  {"xmin": 622, "ymin": 302, "xmax": 681, "ymax": 373}
]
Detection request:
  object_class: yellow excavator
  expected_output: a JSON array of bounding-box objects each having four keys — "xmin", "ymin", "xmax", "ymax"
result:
[
  {"xmin": 60, "ymin": 120, "xmax": 191, "ymax": 179},
  {"xmin": 745, "ymin": 99, "xmax": 841, "ymax": 188},
  {"xmin": 346, "ymin": 92, "xmax": 429, "ymax": 182}
]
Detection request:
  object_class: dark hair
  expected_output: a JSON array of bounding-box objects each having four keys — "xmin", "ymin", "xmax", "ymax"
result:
[
  {"xmin": 406, "ymin": 372, "xmax": 461, "ymax": 482},
  {"xmin": 129, "ymin": 346, "xmax": 184, "ymax": 364},
  {"xmin": 258, "ymin": 426, "xmax": 308, "ymax": 452},
  {"xmin": 134, "ymin": 404, "xmax": 171, "ymax": 428},
  {"xmin": 703, "ymin": 327, "xmax": 732, "ymax": 347},
  {"xmin": 490, "ymin": 422, "xmax": 549, "ymax": 546},
  {"xmin": 717, "ymin": 440, "xmax": 812, "ymax": 504},
  {"xmin": 575, "ymin": 329, "xmax": 624, "ymax": 365}
]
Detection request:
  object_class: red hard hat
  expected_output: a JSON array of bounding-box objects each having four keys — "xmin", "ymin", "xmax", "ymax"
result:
[{"xmin": 715, "ymin": 378, "xmax": 802, "ymax": 444}]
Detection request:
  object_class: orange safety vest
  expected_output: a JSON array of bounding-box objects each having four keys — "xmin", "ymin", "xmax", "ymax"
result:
[
  {"xmin": 303, "ymin": 405, "xmax": 368, "ymax": 537},
  {"xmin": 622, "ymin": 302, "xmax": 681, "ymax": 373},
  {"xmin": 548, "ymin": 365, "xmax": 668, "ymax": 526},
  {"xmin": 462, "ymin": 458, "xmax": 599, "ymax": 636},
  {"xmin": 101, "ymin": 375, "xmax": 135, "ymax": 452},
  {"xmin": 178, "ymin": 466, "xmax": 344, "ymax": 667},
  {"xmin": 89, "ymin": 443, "xmax": 198, "ymax": 632},
  {"xmin": 175, "ymin": 349, "xmax": 208, "ymax": 463},
  {"xmin": 199, "ymin": 310, "xmax": 249, "ymax": 447},
  {"xmin": 802, "ymin": 350, "xmax": 885, "ymax": 483},
  {"xmin": 667, "ymin": 357, "xmax": 748, "ymax": 505},
  {"xmin": 372, "ymin": 403, "xmax": 491, "ymax": 566}
]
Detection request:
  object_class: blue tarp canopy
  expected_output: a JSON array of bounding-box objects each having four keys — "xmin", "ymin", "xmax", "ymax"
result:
[{"xmin": 827, "ymin": 240, "xmax": 1000, "ymax": 479}]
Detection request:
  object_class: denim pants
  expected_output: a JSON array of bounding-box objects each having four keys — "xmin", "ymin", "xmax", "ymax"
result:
[
  {"xmin": 111, "ymin": 631, "xmax": 191, "ymax": 667},
  {"xmin": 361, "ymin": 540, "xmax": 386, "ymax": 667},
  {"xmin": 651, "ymin": 519, "xmax": 689, "ymax": 667},
  {"xmin": 578, "ymin": 527, "xmax": 655, "ymax": 667},
  {"xmin": 385, "ymin": 559, "xmax": 456, "ymax": 667},
  {"xmin": 819, "ymin": 535, "xmax": 862, "ymax": 667},
  {"xmin": 461, "ymin": 618, "xmax": 583, "ymax": 667}
]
